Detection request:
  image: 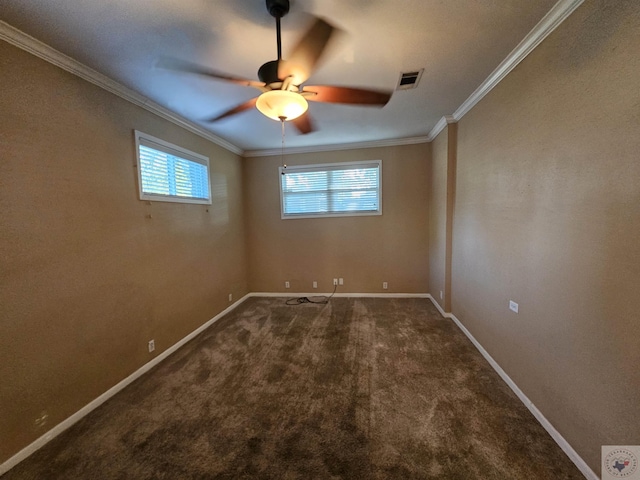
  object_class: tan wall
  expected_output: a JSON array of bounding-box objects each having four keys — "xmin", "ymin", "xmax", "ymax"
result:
[
  {"xmin": 244, "ymin": 144, "xmax": 430, "ymax": 294},
  {"xmin": 0, "ymin": 41, "xmax": 248, "ymax": 462},
  {"xmin": 451, "ymin": 0, "xmax": 640, "ymax": 473},
  {"xmin": 444, "ymin": 123, "xmax": 457, "ymax": 313},
  {"xmin": 5, "ymin": 0, "xmax": 637, "ymax": 473},
  {"xmin": 429, "ymin": 122, "xmax": 457, "ymax": 312},
  {"xmin": 429, "ymin": 129, "xmax": 447, "ymax": 308}
]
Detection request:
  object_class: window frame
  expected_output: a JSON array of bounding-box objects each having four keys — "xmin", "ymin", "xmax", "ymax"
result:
[
  {"xmin": 134, "ymin": 130, "xmax": 212, "ymax": 205},
  {"xmin": 278, "ymin": 160, "xmax": 382, "ymax": 220}
]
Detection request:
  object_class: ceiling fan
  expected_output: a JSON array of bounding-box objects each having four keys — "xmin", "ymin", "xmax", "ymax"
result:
[{"xmin": 158, "ymin": 0, "xmax": 392, "ymax": 134}]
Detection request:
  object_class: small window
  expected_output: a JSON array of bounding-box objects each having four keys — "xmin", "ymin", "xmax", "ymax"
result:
[
  {"xmin": 279, "ymin": 160, "xmax": 382, "ymax": 219},
  {"xmin": 134, "ymin": 131, "xmax": 211, "ymax": 204}
]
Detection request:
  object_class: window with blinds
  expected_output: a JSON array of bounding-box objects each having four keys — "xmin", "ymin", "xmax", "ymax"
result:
[
  {"xmin": 279, "ymin": 160, "xmax": 382, "ymax": 219},
  {"xmin": 135, "ymin": 131, "xmax": 211, "ymax": 204}
]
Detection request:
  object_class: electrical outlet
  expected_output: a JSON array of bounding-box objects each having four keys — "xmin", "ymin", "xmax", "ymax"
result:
[
  {"xmin": 228, "ymin": 293, "xmax": 233, "ymax": 302},
  {"xmin": 148, "ymin": 339, "xmax": 155, "ymax": 352},
  {"xmin": 313, "ymin": 281, "xmax": 318, "ymax": 289},
  {"xmin": 333, "ymin": 278, "xmax": 338, "ymax": 286},
  {"xmin": 383, "ymin": 281, "xmax": 388, "ymax": 290},
  {"xmin": 285, "ymin": 281, "xmax": 290, "ymax": 289},
  {"xmin": 440, "ymin": 290, "xmax": 443, "ymax": 300},
  {"xmin": 509, "ymin": 300, "xmax": 519, "ymax": 313},
  {"xmin": 339, "ymin": 278, "xmax": 344, "ymax": 285}
]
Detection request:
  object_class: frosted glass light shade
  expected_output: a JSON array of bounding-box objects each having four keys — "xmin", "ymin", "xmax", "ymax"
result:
[{"xmin": 256, "ymin": 90, "xmax": 308, "ymax": 121}]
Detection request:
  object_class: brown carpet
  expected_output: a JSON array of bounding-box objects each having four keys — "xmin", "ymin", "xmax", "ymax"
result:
[{"xmin": 3, "ymin": 297, "xmax": 585, "ymax": 479}]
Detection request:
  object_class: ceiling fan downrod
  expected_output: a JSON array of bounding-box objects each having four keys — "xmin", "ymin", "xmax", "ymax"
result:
[
  {"xmin": 266, "ymin": 0, "xmax": 289, "ymax": 60},
  {"xmin": 258, "ymin": 0, "xmax": 290, "ymax": 85}
]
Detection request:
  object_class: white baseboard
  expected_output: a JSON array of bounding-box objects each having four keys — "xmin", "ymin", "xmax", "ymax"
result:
[
  {"xmin": 0, "ymin": 294, "xmax": 251, "ymax": 476},
  {"xmin": 0, "ymin": 291, "xmax": 428, "ymax": 473},
  {"xmin": 2, "ymin": 293, "xmax": 597, "ymax": 479},
  {"xmin": 425, "ymin": 296, "xmax": 599, "ymax": 480},
  {"xmin": 249, "ymin": 292, "xmax": 430, "ymax": 299},
  {"xmin": 425, "ymin": 294, "xmax": 448, "ymax": 317}
]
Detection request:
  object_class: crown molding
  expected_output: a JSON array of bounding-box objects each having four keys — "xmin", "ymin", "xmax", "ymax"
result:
[
  {"xmin": 2, "ymin": 0, "xmax": 583, "ymax": 155},
  {"xmin": 451, "ymin": 0, "xmax": 585, "ymax": 122},
  {"xmin": 426, "ymin": 115, "xmax": 456, "ymax": 142},
  {"xmin": 243, "ymin": 135, "xmax": 430, "ymax": 158},
  {"xmin": 0, "ymin": 21, "xmax": 243, "ymax": 156},
  {"xmin": 427, "ymin": 117, "xmax": 448, "ymax": 142},
  {"xmin": 1, "ymin": 19, "xmax": 426, "ymax": 158}
]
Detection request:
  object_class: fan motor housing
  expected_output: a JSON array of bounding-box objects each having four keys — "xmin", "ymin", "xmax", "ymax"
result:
[
  {"xmin": 258, "ymin": 60, "xmax": 281, "ymax": 85},
  {"xmin": 266, "ymin": 0, "xmax": 289, "ymax": 18}
]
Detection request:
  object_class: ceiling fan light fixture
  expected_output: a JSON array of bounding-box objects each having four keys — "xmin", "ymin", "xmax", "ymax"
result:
[{"xmin": 256, "ymin": 90, "xmax": 308, "ymax": 121}]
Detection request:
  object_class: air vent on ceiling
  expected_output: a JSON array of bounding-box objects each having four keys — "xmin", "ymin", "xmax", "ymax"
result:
[{"xmin": 396, "ymin": 69, "xmax": 424, "ymax": 90}]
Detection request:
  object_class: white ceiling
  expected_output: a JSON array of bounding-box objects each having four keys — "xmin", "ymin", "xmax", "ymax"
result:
[{"xmin": 0, "ymin": 0, "xmax": 560, "ymax": 153}]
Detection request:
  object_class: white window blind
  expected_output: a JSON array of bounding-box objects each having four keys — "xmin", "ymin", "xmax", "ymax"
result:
[
  {"xmin": 135, "ymin": 131, "xmax": 211, "ymax": 204},
  {"xmin": 279, "ymin": 160, "xmax": 382, "ymax": 219}
]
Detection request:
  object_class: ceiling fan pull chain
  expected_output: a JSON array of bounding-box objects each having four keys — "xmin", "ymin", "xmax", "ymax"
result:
[{"xmin": 280, "ymin": 117, "xmax": 287, "ymax": 170}]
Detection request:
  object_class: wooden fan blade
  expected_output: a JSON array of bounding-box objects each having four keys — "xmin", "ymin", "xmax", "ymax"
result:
[
  {"xmin": 291, "ymin": 112, "xmax": 315, "ymax": 135},
  {"xmin": 302, "ymin": 85, "xmax": 392, "ymax": 106},
  {"xmin": 156, "ymin": 57, "xmax": 266, "ymax": 89},
  {"xmin": 205, "ymin": 97, "xmax": 259, "ymax": 122},
  {"xmin": 278, "ymin": 17, "xmax": 337, "ymax": 85}
]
